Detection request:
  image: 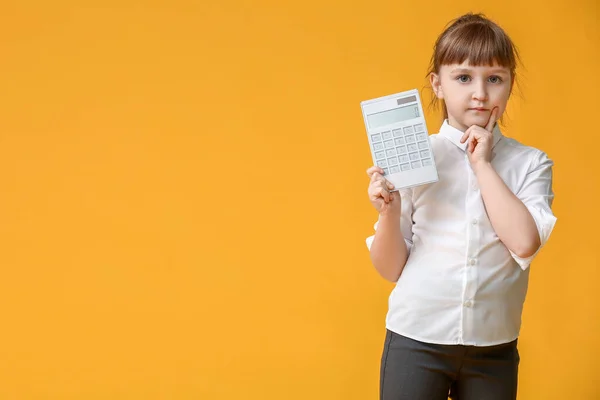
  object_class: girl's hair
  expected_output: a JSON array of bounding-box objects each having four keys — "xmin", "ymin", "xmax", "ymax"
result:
[{"xmin": 425, "ymin": 13, "xmax": 523, "ymax": 123}]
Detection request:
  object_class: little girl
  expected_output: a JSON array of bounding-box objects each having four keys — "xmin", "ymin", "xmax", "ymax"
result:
[{"xmin": 365, "ymin": 13, "xmax": 557, "ymax": 400}]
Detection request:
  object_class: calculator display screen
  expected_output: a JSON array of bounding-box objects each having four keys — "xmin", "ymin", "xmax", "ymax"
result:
[{"xmin": 367, "ymin": 104, "xmax": 420, "ymax": 129}]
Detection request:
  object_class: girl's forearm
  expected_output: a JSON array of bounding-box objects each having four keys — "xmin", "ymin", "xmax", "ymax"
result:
[
  {"xmin": 369, "ymin": 211, "xmax": 409, "ymax": 282},
  {"xmin": 475, "ymin": 162, "xmax": 540, "ymax": 258}
]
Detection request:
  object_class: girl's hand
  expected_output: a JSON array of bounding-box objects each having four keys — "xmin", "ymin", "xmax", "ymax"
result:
[
  {"xmin": 460, "ymin": 106, "xmax": 499, "ymax": 172},
  {"xmin": 366, "ymin": 166, "xmax": 401, "ymax": 216}
]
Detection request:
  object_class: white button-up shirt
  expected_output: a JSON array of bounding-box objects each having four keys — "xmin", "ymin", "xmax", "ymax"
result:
[{"xmin": 366, "ymin": 120, "xmax": 557, "ymax": 346}]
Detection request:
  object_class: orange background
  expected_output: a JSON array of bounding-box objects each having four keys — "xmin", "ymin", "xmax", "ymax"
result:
[{"xmin": 0, "ymin": 1, "xmax": 597, "ymax": 399}]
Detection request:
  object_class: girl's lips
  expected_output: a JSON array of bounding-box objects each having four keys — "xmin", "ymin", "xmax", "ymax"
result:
[{"xmin": 469, "ymin": 108, "xmax": 489, "ymax": 111}]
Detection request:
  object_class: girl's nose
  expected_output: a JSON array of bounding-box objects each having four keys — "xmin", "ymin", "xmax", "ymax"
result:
[{"xmin": 472, "ymin": 81, "xmax": 488, "ymax": 102}]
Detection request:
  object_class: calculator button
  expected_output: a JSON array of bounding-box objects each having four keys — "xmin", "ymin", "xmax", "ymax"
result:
[
  {"xmin": 382, "ymin": 131, "xmax": 392, "ymax": 140},
  {"xmin": 383, "ymin": 168, "xmax": 389, "ymax": 175},
  {"xmin": 411, "ymin": 161, "xmax": 422, "ymax": 169},
  {"xmin": 422, "ymin": 158, "xmax": 432, "ymax": 166},
  {"xmin": 420, "ymin": 150, "xmax": 430, "ymax": 158},
  {"xmin": 407, "ymin": 143, "xmax": 417, "ymax": 152},
  {"xmin": 400, "ymin": 163, "xmax": 410, "ymax": 171},
  {"xmin": 418, "ymin": 140, "xmax": 428, "ymax": 150},
  {"xmin": 403, "ymin": 126, "xmax": 414, "ymax": 135},
  {"xmin": 373, "ymin": 142, "xmax": 384, "ymax": 151},
  {"xmin": 394, "ymin": 137, "xmax": 406, "ymax": 145},
  {"xmin": 399, "ymin": 154, "xmax": 409, "ymax": 163},
  {"xmin": 406, "ymin": 135, "xmax": 416, "ymax": 143},
  {"xmin": 397, "ymin": 145, "xmax": 407, "ymax": 154},
  {"xmin": 390, "ymin": 165, "xmax": 400, "ymax": 174},
  {"xmin": 392, "ymin": 129, "xmax": 403, "ymax": 137},
  {"xmin": 384, "ymin": 139, "xmax": 394, "ymax": 148},
  {"xmin": 375, "ymin": 151, "xmax": 386, "ymax": 160},
  {"xmin": 371, "ymin": 133, "xmax": 382, "ymax": 142},
  {"xmin": 409, "ymin": 152, "xmax": 419, "ymax": 161},
  {"xmin": 377, "ymin": 159, "xmax": 388, "ymax": 167},
  {"xmin": 387, "ymin": 156, "xmax": 398, "ymax": 166},
  {"xmin": 386, "ymin": 148, "xmax": 397, "ymax": 157},
  {"xmin": 414, "ymin": 124, "xmax": 424, "ymax": 133},
  {"xmin": 416, "ymin": 132, "xmax": 427, "ymax": 141}
]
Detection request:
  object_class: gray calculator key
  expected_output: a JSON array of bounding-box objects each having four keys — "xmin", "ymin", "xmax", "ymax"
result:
[
  {"xmin": 375, "ymin": 151, "xmax": 386, "ymax": 160},
  {"xmin": 371, "ymin": 133, "xmax": 382, "ymax": 142},
  {"xmin": 414, "ymin": 124, "xmax": 424, "ymax": 133},
  {"xmin": 399, "ymin": 154, "xmax": 409, "ymax": 163},
  {"xmin": 422, "ymin": 158, "xmax": 432, "ymax": 166},
  {"xmin": 400, "ymin": 163, "xmax": 410, "ymax": 171},
  {"xmin": 390, "ymin": 165, "xmax": 400, "ymax": 174},
  {"xmin": 397, "ymin": 145, "xmax": 407, "ymax": 154},
  {"xmin": 384, "ymin": 139, "xmax": 394, "ymax": 148},
  {"xmin": 407, "ymin": 143, "xmax": 418, "ymax": 152},
  {"xmin": 392, "ymin": 129, "xmax": 403, "ymax": 137},
  {"xmin": 383, "ymin": 168, "xmax": 390, "ymax": 175},
  {"xmin": 387, "ymin": 156, "xmax": 398, "ymax": 166},
  {"xmin": 416, "ymin": 132, "xmax": 427, "ymax": 141},
  {"xmin": 403, "ymin": 126, "xmax": 414, "ymax": 135},
  {"xmin": 373, "ymin": 142, "xmax": 384, "ymax": 151},
  {"xmin": 409, "ymin": 152, "xmax": 419, "ymax": 161},
  {"xmin": 382, "ymin": 131, "xmax": 392, "ymax": 140},
  {"xmin": 418, "ymin": 141, "xmax": 428, "ymax": 150},
  {"xmin": 386, "ymin": 148, "xmax": 397, "ymax": 157},
  {"xmin": 394, "ymin": 137, "xmax": 406, "ymax": 145},
  {"xmin": 406, "ymin": 135, "xmax": 416, "ymax": 143},
  {"xmin": 377, "ymin": 159, "xmax": 388, "ymax": 167},
  {"xmin": 411, "ymin": 160, "xmax": 422, "ymax": 169},
  {"xmin": 420, "ymin": 150, "xmax": 430, "ymax": 158}
]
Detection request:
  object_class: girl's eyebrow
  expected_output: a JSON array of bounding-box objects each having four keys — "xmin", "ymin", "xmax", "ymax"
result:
[{"xmin": 450, "ymin": 67, "xmax": 510, "ymax": 74}]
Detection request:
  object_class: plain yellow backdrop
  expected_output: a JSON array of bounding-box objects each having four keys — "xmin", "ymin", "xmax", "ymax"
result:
[{"xmin": 0, "ymin": 0, "xmax": 598, "ymax": 399}]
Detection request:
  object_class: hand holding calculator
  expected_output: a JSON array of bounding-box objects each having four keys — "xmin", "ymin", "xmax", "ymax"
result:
[
  {"xmin": 366, "ymin": 165, "xmax": 401, "ymax": 215},
  {"xmin": 361, "ymin": 89, "xmax": 439, "ymax": 191}
]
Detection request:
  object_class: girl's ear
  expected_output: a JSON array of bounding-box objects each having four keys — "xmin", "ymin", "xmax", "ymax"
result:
[{"xmin": 430, "ymin": 73, "xmax": 443, "ymax": 99}]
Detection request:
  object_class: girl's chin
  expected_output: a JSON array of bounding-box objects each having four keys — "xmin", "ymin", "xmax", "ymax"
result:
[{"xmin": 461, "ymin": 115, "xmax": 490, "ymax": 127}]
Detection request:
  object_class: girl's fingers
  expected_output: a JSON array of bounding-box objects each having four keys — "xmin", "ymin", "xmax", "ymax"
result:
[
  {"xmin": 460, "ymin": 127, "xmax": 471, "ymax": 144},
  {"xmin": 380, "ymin": 185, "xmax": 389, "ymax": 203},
  {"xmin": 485, "ymin": 107, "xmax": 499, "ymax": 132},
  {"xmin": 367, "ymin": 165, "xmax": 395, "ymax": 205},
  {"xmin": 370, "ymin": 170, "xmax": 387, "ymax": 184},
  {"xmin": 369, "ymin": 180, "xmax": 389, "ymax": 202},
  {"xmin": 366, "ymin": 166, "xmax": 385, "ymax": 177}
]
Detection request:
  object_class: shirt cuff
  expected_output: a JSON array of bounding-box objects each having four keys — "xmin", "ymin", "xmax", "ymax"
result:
[{"xmin": 510, "ymin": 207, "xmax": 558, "ymax": 270}]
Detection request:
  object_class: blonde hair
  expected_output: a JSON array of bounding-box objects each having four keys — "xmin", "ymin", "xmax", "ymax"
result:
[{"xmin": 425, "ymin": 13, "xmax": 522, "ymax": 122}]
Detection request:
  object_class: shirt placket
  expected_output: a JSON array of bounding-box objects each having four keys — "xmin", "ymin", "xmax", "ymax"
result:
[{"xmin": 461, "ymin": 157, "xmax": 482, "ymax": 344}]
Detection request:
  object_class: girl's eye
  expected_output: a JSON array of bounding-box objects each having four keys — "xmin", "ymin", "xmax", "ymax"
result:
[
  {"xmin": 457, "ymin": 75, "xmax": 471, "ymax": 83},
  {"xmin": 489, "ymin": 75, "xmax": 503, "ymax": 84}
]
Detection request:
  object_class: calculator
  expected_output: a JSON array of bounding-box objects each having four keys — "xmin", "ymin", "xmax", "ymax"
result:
[{"xmin": 360, "ymin": 88, "xmax": 439, "ymax": 191}]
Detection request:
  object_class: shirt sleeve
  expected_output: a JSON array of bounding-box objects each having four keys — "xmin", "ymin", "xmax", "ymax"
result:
[
  {"xmin": 510, "ymin": 150, "xmax": 558, "ymax": 270},
  {"xmin": 366, "ymin": 188, "xmax": 414, "ymax": 253}
]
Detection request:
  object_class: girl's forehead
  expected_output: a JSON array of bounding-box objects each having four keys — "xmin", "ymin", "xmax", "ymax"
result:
[{"xmin": 441, "ymin": 60, "xmax": 511, "ymax": 72}]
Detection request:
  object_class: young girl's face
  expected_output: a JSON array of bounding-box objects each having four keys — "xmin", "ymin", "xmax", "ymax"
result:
[{"xmin": 431, "ymin": 60, "xmax": 513, "ymax": 131}]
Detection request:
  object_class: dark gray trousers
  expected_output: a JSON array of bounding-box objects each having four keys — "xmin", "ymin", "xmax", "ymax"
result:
[{"xmin": 380, "ymin": 329, "xmax": 520, "ymax": 400}]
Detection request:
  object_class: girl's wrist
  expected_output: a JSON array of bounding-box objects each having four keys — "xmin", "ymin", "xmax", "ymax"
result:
[{"xmin": 473, "ymin": 161, "xmax": 494, "ymax": 176}]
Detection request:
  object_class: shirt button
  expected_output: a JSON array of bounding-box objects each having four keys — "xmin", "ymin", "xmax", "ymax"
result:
[
  {"xmin": 464, "ymin": 300, "xmax": 473, "ymax": 308},
  {"xmin": 472, "ymin": 218, "xmax": 478, "ymax": 225},
  {"xmin": 472, "ymin": 185, "xmax": 478, "ymax": 191},
  {"xmin": 469, "ymin": 258, "xmax": 476, "ymax": 266}
]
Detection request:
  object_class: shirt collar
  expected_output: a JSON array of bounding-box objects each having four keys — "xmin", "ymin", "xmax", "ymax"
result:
[{"xmin": 439, "ymin": 119, "xmax": 503, "ymax": 151}]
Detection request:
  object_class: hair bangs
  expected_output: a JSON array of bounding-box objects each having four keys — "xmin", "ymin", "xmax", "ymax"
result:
[{"xmin": 439, "ymin": 23, "xmax": 516, "ymax": 70}]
